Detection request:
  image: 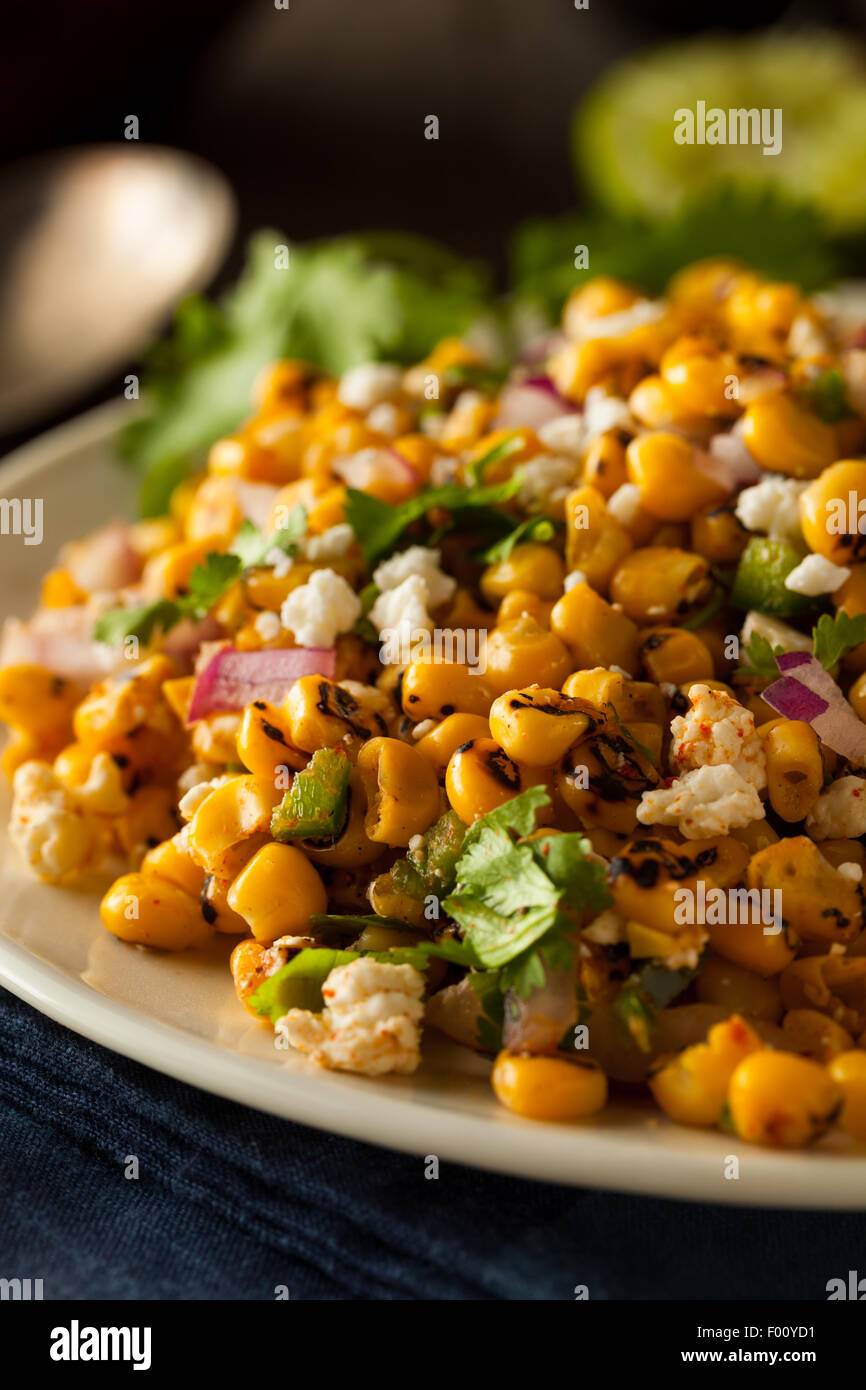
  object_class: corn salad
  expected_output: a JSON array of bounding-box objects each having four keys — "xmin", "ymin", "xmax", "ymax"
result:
[{"xmin": 5, "ymin": 259, "xmax": 866, "ymax": 1148}]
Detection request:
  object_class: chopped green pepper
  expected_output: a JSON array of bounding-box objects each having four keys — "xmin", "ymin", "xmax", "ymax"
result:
[
  {"xmin": 730, "ymin": 537, "xmax": 815, "ymax": 618},
  {"xmin": 270, "ymin": 747, "xmax": 351, "ymax": 840}
]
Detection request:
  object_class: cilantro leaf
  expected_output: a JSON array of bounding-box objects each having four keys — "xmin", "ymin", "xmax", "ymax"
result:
[
  {"xmin": 467, "ymin": 970, "xmax": 505, "ymax": 1051},
  {"xmin": 186, "ymin": 551, "xmax": 243, "ymax": 611},
  {"xmin": 528, "ymin": 833, "xmax": 611, "ymax": 916},
  {"xmin": 464, "ymin": 434, "xmax": 525, "ymax": 487},
  {"xmin": 345, "ymin": 475, "xmax": 524, "ymax": 564},
  {"xmin": 93, "ymin": 599, "xmax": 181, "ymax": 648},
  {"xmin": 734, "ymin": 632, "xmax": 786, "ymax": 680},
  {"xmin": 812, "ymin": 611, "xmax": 866, "ymax": 670},
  {"xmin": 459, "ymin": 785, "xmax": 551, "ymax": 853},
  {"xmin": 444, "ymin": 896, "xmax": 558, "ymax": 969},
  {"xmin": 479, "ymin": 515, "xmax": 560, "ymax": 564}
]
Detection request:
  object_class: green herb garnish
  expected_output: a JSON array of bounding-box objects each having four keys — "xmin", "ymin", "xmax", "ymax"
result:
[
  {"xmin": 345, "ymin": 475, "xmax": 523, "ymax": 565},
  {"xmin": 479, "ymin": 515, "xmax": 560, "ymax": 564}
]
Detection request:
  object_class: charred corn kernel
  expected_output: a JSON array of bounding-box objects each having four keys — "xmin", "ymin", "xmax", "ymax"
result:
[
  {"xmin": 40, "ymin": 568, "xmax": 87, "ymax": 607},
  {"xmin": 741, "ymin": 393, "xmax": 837, "ymax": 478},
  {"xmin": 780, "ymin": 954, "xmax": 866, "ymax": 1036},
  {"xmin": 162, "ymin": 676, "xmax": 194, "ymax": 723},
  {"xmin": 649, "ymin": 1015, "xmax": 762, "ymax": 1127},
  {"xmin": 626, "ymin": 433, "xmax": 729, "ymax": 521},
  {"xmin": 236, "ymin": 700, "xmax": 307, "ymax": 777},
  {"xmin": 356, "ymin": 736, "xmax": 440, "ymax": 846},
  {"xmin": 302, "ymin": 769, "xmax": 383, "ymax": 869},
  {"xmin": 285, "ymin": 674, "xmax": 383, "ymax": 752},
  {"xmin": 660, "ymin": 335, "xmax": 741, "ymax": 417},
  {"xmin": 489, "ymin": 687, "xmax": 599, "ymax": 765},
  {"xmin": 187, "ymin": 774, "xmax": 281, "ymax": 873},
  {"xmin": 140, "ymin": 539, "xmax": 215, "ymax": 600},
  {"xmin": 253, "ymin": 359, "xmax": 310, "ymax": 411},
  {"xmin": 800, "ymin": 460, "xmax": 866, "ymax": 565},
  {"xmin": 817, "ymin": 838, "xmax": 866, "ymax": 871},
  {"xmin": 582, "ymin": 430, "xmax": 628, "ymax": 498},
  {"xmin": 73, "ymin": 655, "xmax": 177, "ymax": 745},
  {"xmin": 481, "ymin": 616, "xmax": 572, "ymax": 696},
  {"xmin": 639, "ymin": 627, "xmax": 715, "ymax": 685},
  {"xmin": 0, "ymin": 664, "xmax": 78, "ymax": 738},
  {"xmin": 445, "ymin": 737, "xmax": 521, "ymax": 823},
  {"xmin": 610, "ymin": 547, "xmax": 711, "ymax": 624},
  {"xmin": 562, "ymin": 667, "xmax": 666, "ymax": 724},
  {"xmin": 226, "ymin": 842, "xmax": 327, "ymax": 943},
  {"xmin": 480, "ymin": 543, "xmax": 565, "ymax": 604},
  {"xmin": 565, "ymin": 485, "xmax": 633, "ymax": 591},
  {"xmin": 706, "ymin": 913, "xmax": 798, "ymax": 977},
  {"xmin": 100, "ymin": 872, "xmax": 213, "ymax": 950},
  {"xmin": 491, "ymin": 1052, "xmax": 607, "ymax": 1121},
  {"xmin": 828, "ymin": 1051, "xmax": 866, "ymax": 1141},
  {"xmin": 550, "ymin": 583, "xmax": 639, "ymax": 673},
  {"xmin": 401, "ymin": 660, "xmax": 493, "ymax": 722},
  {"xmin": 559, "ymin": 733, "xmax": 658, "ymax": 835},
  {"xmin": 230, "ymin": 938, "xmax": 284, "ymax": 1018},
  {"xmin": 695, "ymin": 954, "xmax": 782, "ymax": 1022},
  {"xmin": 114, "ymin": 785, "xmax": 181, "ymax": 857},
  {"xmin": 142, "ymin": 831, "xmax": 205, "ymax": 897},
  {"xmin": 727, "ymin": 1050, "xmax": 840, "ymax": 1147},
  {"xmin": 781, "ymin": 1009, "xmax": 854, "ymax": 1061},
  {"xmin": 681, "ymin": 835, "xmax": 750, "ymax": 888},
  {"xmin": 496, "ymin": 589, "xmax": 553, "ymax": 627},
  {"xmin": 765, "ymin": 720, "xmax": 823, "ymax": 823},
  {"xmin": 690, "ymin": 503, "xmax": 749, "ymax": 566},
  {"xmin": 748, "ymin": 837, "xmax": 862, "ymax": 946},
  {"xmin": 413, "ymin": 712, "xmax": 490, "ymax": 775}
]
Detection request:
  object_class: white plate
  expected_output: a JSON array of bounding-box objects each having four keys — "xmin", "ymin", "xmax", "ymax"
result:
[{"xmin": 1, "ymin": 403, "xmax": 865, "ymax": 1208}]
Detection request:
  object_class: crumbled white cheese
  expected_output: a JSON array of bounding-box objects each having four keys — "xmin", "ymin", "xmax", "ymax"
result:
[
  {"xmin": 277, "ymin": 957, "xmax": 425, "ymax": 1075},
  {"xmin": 372, "ymin": 545, "xmax": 456, "ymax": 609},
  {"xmin": 366, "ymin": 402, "xmax": 403, "ymax": 437},
  {"xmin": 786, "ymin": 313, "xmax": 830, "ymax": 359},
  {"xmin": 265, "ymin": 547, "xmax": 294, "ymax": 579},
  {"xmin": 838, "ymin": 861, "xmax": 864, "ymax": 883},
  {"xmin": 740, "ymin": 611, "xmax": 812, "ymax": 656},
  {"xmin": 582, "ymin": 386, "xmax": 634, "ymax": 442},
  {"xmin": 253, "ymin": 610, "xmax": 282, "ymax": 642},
  {"xmin": 637, "ymin": 764, "xmax": 765, "ymax": 839},
  {"xmin": 806, "ymin": 776, "xmax": 866, "ymax": 840},
  {"xmin": 784, "ymin": 553, "xmax": 851, "ymax": 596},
  {"xmin": 671, "ymin": 683, "xmax": 767, "ymax": 791},
  {"xmin": 606, "ymin": 482, "xmax": 642, "ymax": 527},
  {"xmin": 303, "ymin": 524, "xmax": 355, "ymax": 563},
  {"xmin": 10, "ymin": 761, "xmax": 100, "ymax": 883},
  {"xmin": 178, "ymin": 775, "xmax": 231, "ymax": 822},
  {"xmin": 516, "ymin": 455, "xmax": 579, "ymax": 512},
  {"xmin": 280, "ymin": 568, "xmax": 362, "ymax": 648},
  {"xmin": 177, "ymin": 762, "xmax": 215, "ymax": 795},
  {"xmin": 537, "ymin": 413, "xmax": 585, "ymax": 457},
  {"xmin": 582, "ymin": 909, "xmax": 626, "ymax": 945},
  {"xmin": 735, "ymin": 476, "xmax": 807, "ymax": 543},
  {"xmin": 564, "ymin": 569, "xmax": 587, "ymax": 591},
  {"xmin": 336, "ymin": 362, "xmax": 402, "ymax": 411},
  {"xmin": 370, "ymin": 575, "xmax": 434, "ymax": 649}
]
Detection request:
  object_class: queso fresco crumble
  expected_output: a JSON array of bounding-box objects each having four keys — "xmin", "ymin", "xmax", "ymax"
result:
[{"xmin": 4, "ymin": 259, "xmax": 866, "ymax": 1148}]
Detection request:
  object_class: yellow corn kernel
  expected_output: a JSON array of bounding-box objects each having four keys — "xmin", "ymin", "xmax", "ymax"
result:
[
  {"xmin": 659, "ymin": 336, "xmax": 740, "ymax": 418},
  {"xmin": 828, "ymin": 1051, "xmax": 866, "ymax": 1142},
  {"xmin": 186, "ymin": 774, "xmax": 281, "ymax": 873},
  {"xmin": 558, "ymin": 738, "xmax": 653, "ymax": 835},
  {"xmin": 610, "ymin": 546, "xmax": 711, "ymax": 624},
  {"xmin": 748, "ymin": 836, "xmax": 862, "ymax": 946},
  {"xmin": 628, "ymin": 374, "xmax": 699, "ymax": 431},
  {"xmin": 140, "ymin": 540, "xmax": 215, "ymax": 601},
  {"xmin": 480, "ymin": 542, "xmax": 565, "ymax": 604},
  {"xmin": 491, "ymin": 1052, "xmax": 607, "ymax": 1121},
  {"xmin": 550, "ymin": 583, "xmax": 639, "ymax": 673},
  {"xmin": 582, "ymin": 431, "xmax": 628, "ymax": 498},
  {"xmin": 400, "ymin": 660, "xmax": 493, "ymax": 722},
  {"xmin": 690, "ymin": 503, "xmax": 749, "ymax": 567},
  {"xmin": 201, "ymin": 836, "xmax": 269, "ymax": 933},
  {"xmin": 800, "ymin": 459, "xmax": 866, "ymax": 565},
  {"xmin": 445, "ymin": 738, "xmax": 520, "ymax": 823},
  {"xmin": 414, "ymin": 712, "xmax": 490, "ymax": 775},
  {"xmin": 0, "ymin": 664, "xmax": 79, "ymax": 738},
  {"xmin": 40, "ymin": 568, "xmax": 87, "ymax": 607},
  {"xmin": 764, "ymin": 719, "xmax": 823, "ymax": 823},
  {"xmin": 548, "ymin": 339, "xmax": 622, "ymax": 403},
  {"xmin": 740, "ymin": 393, "xmax": 837, "ymax": 478},
  {"xmin": 2, "ymin": 729, "xmax": 52, "ymax": 779},
  {"xmin": 668, "ymin": 257, "xmax": 743, "ymax": 314},
  {"xmin": 706, "ymin": 910, "xmax": 798, "ymax": 977},
  {"xmin": 695, "ymin": 954, "xmax": 782, "ymax": 1022},
  {"xmin": 439, "ymin": 393, "xmax": 495, "ymax": 451},
  {"xmin": 142, "ymin": 832, "xmax": 206, "ymax": 898},
  {"xmin": 626, "ymin": 433, "xmax": 729, "ymax": 521},
  {"xmin": 227, "ymin": 842, "xmax": 327, "ymax": 943},
  {"xmin": 115, "ymin": 784, "xmax": 180, "ymax": 856},
  {"xmin": 639, "ymin": 627, "xmax": 715, "ymax": 685},
  {"xmin": 496, "ymin": 589, "xmax": 553, "ymax": 627},
  {"xmin": 562, "ymin": 668, "xmax": 666, "ymax": 724},
  {"xmin": 356, "ymin": 736, "xmax": 440, "ymax": 846},
  {"xmin": 563, "ymin": 276, "xmax": 639, "ymax": 335},
  {"xmin": 727, "ymin": 1050, "xmax": 841, "ymax": 1147},
  {"xmin": 100, "ymin": 872, "xmax": 213, "ymax": 950},
  {"xmin": 564, "ymin": 485, "xmax": 633, "ymax": 591},
  {"xmin": 236, "ymin": 700, "xmax": 307, "ymax": 778},
  {"xmin": 162, "ymin": 676, "xmax": 194, "ymax": 723},
  {"xmin": 817, "ymin": 838, "xmax": 866, "ymax": 872},
  {"xmin": 726, "ymin": 278, "xmax": 801, "ymax": 356},
  {"xmin": 253, "ymin": 359, "xmax": 310, "ymax": 411},
  {"xmin": 73, "ymin": 656, "xmax": 177, "ymax": 746},
  {"xmin": 481, "ymin": 617, "xmax": 573, "ymax": 696},
  {"xmin": 649, "ymin": 1015, "xmax": 762, "ymax": 1127},
  {"xmin": 285, "ymin": 674, "xmax": 383, "ymax": 752},
  {"xmin": 183, "ymin": 474, "xmax": 244, "ymax": 544},
  {"xmin": 488, "ymin": 687, "xmax": 598, "ymax": 765},
  {"xmin": 781, "ymin": 1009, "xmax": 854, "ymax": 1062}
]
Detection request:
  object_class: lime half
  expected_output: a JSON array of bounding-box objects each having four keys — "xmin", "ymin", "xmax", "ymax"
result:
[{"xmin": 575, "ymin": 32, "xmax": 866, "ymax": 232}]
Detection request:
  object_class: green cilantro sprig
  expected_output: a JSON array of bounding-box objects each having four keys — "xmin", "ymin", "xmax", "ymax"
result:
[
  {"xmin": 734, "ymin": 611, "xmax": 866, "ymax": 680},
  {"xmin": 464, "ymin": 434, "xmax": 525, "ymax": 487},
  {"xmin": 94, "ymin": 506, "xmax": 306, "ymax": 646},
  {"xmin": 734, "ymin": 632, "xmax": 786, "ymax": 681},
  {"xmin": 479, "ymin": 515, "xmax": 560, "ymax": 564},
  {"xmin": 345, "ymin": 476, "xmax": 524, "ymax": 565}
]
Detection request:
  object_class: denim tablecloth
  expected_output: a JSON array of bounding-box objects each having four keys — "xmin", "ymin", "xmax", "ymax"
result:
[{"xmin": 0, "ymin": 986, "xmax": 862, "ymax": 1301}]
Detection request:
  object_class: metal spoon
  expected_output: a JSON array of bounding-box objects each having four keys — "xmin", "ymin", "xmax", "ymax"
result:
[{"xmin": 0, "ymin": 144, "xmax": 236, "ymax": 431}]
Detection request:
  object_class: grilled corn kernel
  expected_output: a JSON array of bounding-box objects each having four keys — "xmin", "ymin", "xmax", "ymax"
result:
[
  {"xmin": 445, "ymin": 737, "xmax": 521, "ymax": 823},
  {"xmin": 695, "ymin": 954, "xmax": 782, "ymax": 1022},
  {"xmin": 142, "ymin": 831, "xmax": 206, "ymax": 898},
  {"xmin": 562, "ymin": 668, "xmax": 666, "ymax": 724},
  {"xmin": 748, "ymin": 837, "xmax": 862, "ymax": 946},
  {"xmin": 285, "ymin": 674, "xmax": 386, "ymax": 752},
  {"xmin": 649, "ymin": 1015, "xmax": 762, "ymax": 1127},
  {"xmin": 401, "ymin": 659, "xmax": 493, "ymax": 721},
  {"xmin": 781, "ymin": 1009, "xmax": 854, "ymax": 1062},
  {"xmin": 828, "ymin": 1051, "xmax": 866, "ymax": 1142},
  {"xmin": 0, "ymin": 664, "xmax": 78, "ymax": 739},
  {"xmin": 236, "ymin": 700, "xmax": 307, "ymax": 778},
  {"xmin": 491, "ymin": 1052, "xmax": 607, "ymax": 1121},
  {"xmin": 690, "ymin": 503, "xmax": 749, "ymax": 566},
  {"xmin": 610, "ymin": 547, "xmax": 711, "ymax": 624},
  {"xmin": 727, "ymin": 1050, "xmax": 841, "ymax": 1147},
  {"xmin": 481, "ymin": 616, "xmax": 572, "ymax": 696},
  {"xmin": 73, "ymin": 655, "xmax": 177, "ymax": 745},
  {"xmin": 496, "ymin": 589, "xmax": 553, "ymax": 627},
  {"xmin": 230, "ymin": 938, "xmax": 283, "ymax": 1018},
  {"xmin": 414, "ymin": 712, "xmax": 490, "ymax": 775},
  {"xmin": 480, "ymin": 543, "xmax": 565, "ymax": 604},
  {"xmin": 800, "ymin": 459, "xmax": 866, "ymax": 565},
  {"xmin": 741, "ymin": 393, "xmax": 837, "ymax": 478},
  {"xmin": 582, "ymin": 431, "xmax": 628, "ymax": 498},
  {"xmin": 626, "ymin": 433, "xmax": 728, "ymax": 520},
  {"xmin": 550, "ymin": 583, "xmax": 639, "ymax": 673},
  {"xmin": 639, "ymin": 628, "xmax": 715, "ymax": 685},
  {"xmin": 765, "ymin": 719, "xmax": 823, "ymax": 823},
  {"xmin": 186, "ymin": 774, "xmax": 281, "ymax": 874},
  {"xmin": 565, "ymin": 485, "xmax": 633, "ymax": 591},
  {"xmin": 100, "ymin": 872, "xmax": 213, "ymax": 950},
  {"xmin": 356, "ymin": 736, "xmax": 440, "ymax": 846},
  {"xmin": 226, "ymin": 842, "xmax": 328, "ymax": 943},
  {"xmin": 659, "ymin": 335, "xmax": 741, "ymax": 417},
  {"xmin": 489, "ymin": 687, "xmax": 598, "ymax": 765}
]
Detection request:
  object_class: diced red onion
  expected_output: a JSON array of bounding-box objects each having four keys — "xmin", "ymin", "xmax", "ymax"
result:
[
  {"xmin": 232, "ymin": 480, "xmax": 281, "ymax": 530},
  {"xmin": 703, "ymin": 429, "xmax": 763, "ymax": 489},
  {"xmin": 0, "ymin": 608, "xmax": 120, "ymax": 683},
  {"xmin": 186, "ymin": 644, "xmax": 336, "ymax": 724},
  {"xmin": 333, "ymin": 447, "xmax": 418, "ymax": 495},
  {"xmin": 764, "ymin": 652, "xmax": 866, "ymax": 764},
  {"xmin": 494, "ymin": 380, "xmax": 575, "ymax": 431},
  {"xmin": 61, "ymin": 522, "xmax": 141, "ymax": 594}
]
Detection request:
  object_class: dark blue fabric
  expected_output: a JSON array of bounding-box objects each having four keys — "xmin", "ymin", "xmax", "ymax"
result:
[{"xmin": 0, "ymin": 985, "xmax": 863, "ymax": 1301}]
